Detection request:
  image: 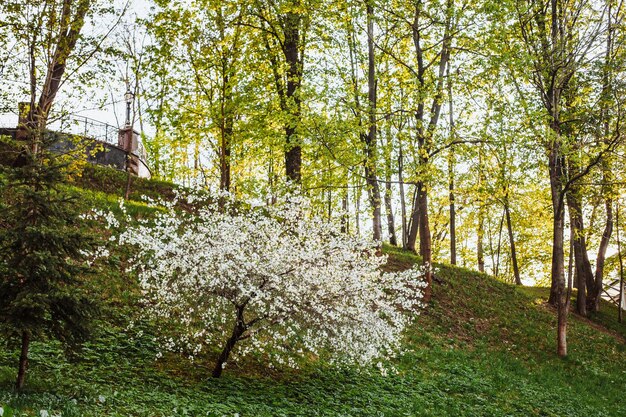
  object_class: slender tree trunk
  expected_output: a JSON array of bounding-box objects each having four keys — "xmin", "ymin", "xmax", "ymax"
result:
[
  {"xmin": 447, "ymin": 61, "xmax": 457, "ymax": 265},
  {"xmin": 212, "ymin": 306, "xmax": 245, "ymax": 378},
  {"xmin": 364, "ymin": 2, "xmax": 382, "ymax": 241},
  {"xmin": 219, "ymin": 73, "xmax": 233, "ymax": 191},
  {"xmin": 617, "ymin": 201, "xmax": 623, "ymax": 323},
  {"xmin": 548, "ymin": 143, "xmax": 566, "ymax": 307},
  {"xmin": 398, "ymin": 140, "xmax": 408, "ymax": 248},
  {"xmin": 16, "ymin": 331, "xmax": 30, "ymax": 391},
  {"xmin": 558, "ymin": 227, "xmax": 574, "ymax": 357},
  {"xmin": 593, "ymin": 197, "xmax": 613, "ymax": 311},
  {"xmin": 407, "ymin": 187, "xmax": 420, "ymax": 252},
  {"xmin": 477, "ymin": 210, "xmax": 485, "ymax": 273},
  {"xmin": 495, "ymin": 210, "xmax": 504, "ymax": 277},
  {"xmin": 282, "ymin": 8, "xmax": 303, "ymax": 183},
  {"xmin": 504, "ymin": 197, "xmax": 521, "ymax": 285},
  {"xmin": 418, "ymin": 181, "xmax": 432, "ymax": 302},
  {"xmin": 385, "ymin": 179, "xmax": 397, "ymax": 245},
  {"xmin": 341, "ymin": 185, "xmax": 349, "ymax": 234},
  {"xmin": 593, "ymin": 3, "xmax": 615, "ymax": 312},
  {"xmin": 567, "ymin": 185, "xmax": 595, "ymax": 316},
  {"xmin": 384, "ymin": 129, "xmax": 397, "ymax": 246},
  {"xmin": 449, "ymin": 150, "xmax": 457, "ymax": 265}
]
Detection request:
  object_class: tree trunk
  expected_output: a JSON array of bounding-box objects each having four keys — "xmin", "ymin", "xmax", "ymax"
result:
[
  {"xmin": 212, "ymin": 307, "xmax": 245, "ymax": 378},
  {"xmin": 407, "ymin": 187, "xmax": 420, "ymax": 252},
  {"xmin": 495, "ymin": 210, "xmax": 504, "ymax": 277},
  {"xmin": 341, "ymin": 186, "xmax": 349, "ymax": 234},
  {"xmin": 504, "ymin": 198, "xmax": 521, "ymax": 285},
  {"xmin": 449, "ymin": 150, "xmax": 457, "ymax": 265},
  {"xmin": 447, "ymin": 60, "xmax": 457, "ymax": 265},
  {"xmin": 219, "ymin": 75, "xmax": 233, "ymax": 192},
  {"xmin": 385, "ymin": 179, "xmax": 397, "ymax": 246},
  {"xmin": 593, "ymin": 188, "xmax": 613, "ymax": 312},
  {"xmin": 282, "ymin": 8, "xmax": 303, "ymax": 184},
  {"xmin": 398, "ymin": 142, "xmax": 408, "ymax": 248},
  {"xmin": 566, "ymin": 187, "xmax": 595, "ymax": 316},
  {"xmin": 384, "ymin": 127, "xmax": 397, "ymax": 246},
  {"xmin": 418, "ymin": 181, "xmax": 432, "ymax": 302},
  {"xmin": 548, "ymin": 144, "xmax": 566, "ymax": 307},
  {"xmin": 558, "ymin": 226, "xmax": 574, "ymax": 357},
  {"xmin": 617, "ymin": 201, "xmax": 623, "ymax": 323},
  {"xmin": 363, "ymin": 2, "xmax": 382, "ymax": 241},
  {"xmin": 477, "ymin": 210, "xmax": 485, "ymax": 273},
  {"xmin": 16, "ymin": 330, "xmax": 30, "ymax": 391}
]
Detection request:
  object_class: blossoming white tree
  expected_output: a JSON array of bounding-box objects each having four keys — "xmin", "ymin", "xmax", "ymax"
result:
[{"xmin": 116, "ymin": 194, "xmax": 426, "ymax": 377}]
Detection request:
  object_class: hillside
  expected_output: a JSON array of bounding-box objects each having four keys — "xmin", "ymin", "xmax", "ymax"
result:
[{"xmin": 0, "ymin": 167, "xmax": 625, "ymax": 417}]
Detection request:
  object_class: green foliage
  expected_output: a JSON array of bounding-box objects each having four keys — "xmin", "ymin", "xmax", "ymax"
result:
[
  {"xmin": 0, "ymin": 139, "xmax": 99, "ymax": 385},
  {"xmin": 0, "ymin": 234, "xmax": 624, "ymax": 415}
]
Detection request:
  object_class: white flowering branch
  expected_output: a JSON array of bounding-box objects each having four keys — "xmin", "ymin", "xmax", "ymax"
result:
[{"xmin": 112, "ymin": 192, "xmax": 426, "ymax": 377}]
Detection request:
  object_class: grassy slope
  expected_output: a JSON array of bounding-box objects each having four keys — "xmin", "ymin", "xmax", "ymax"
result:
[{"xmin": 1, "ymin": 167, "xmax": 625, "ymax": 417}]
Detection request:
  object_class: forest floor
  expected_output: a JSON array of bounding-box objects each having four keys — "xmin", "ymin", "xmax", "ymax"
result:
[{"xmin": 1, "ymin": 166, "xmax": 625, "ymax": 417}]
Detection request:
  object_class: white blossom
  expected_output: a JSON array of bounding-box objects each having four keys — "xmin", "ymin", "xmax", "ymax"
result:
[{"xmin": 114, "ymin": 192, "xmax": 426, "ymax": 370}]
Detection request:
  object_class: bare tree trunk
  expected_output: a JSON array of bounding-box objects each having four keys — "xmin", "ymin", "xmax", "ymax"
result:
[
  {"xmin": 16, "ymin": 331, "xmax": 30, "ymax": 391},
  {"xmin": 567, "ymin": 186, "xmax": 595, "ymax": 316},
  {"xmin": 212, "ymin": 306, "xmax": 246, "ymax": 378},
  {"xmin": 385, "ymin": 179, "xmax": 397, "ymax": 245},
  {"xmin": 593, "ymin": 197, "xmax": 613, "ymax": 311},
  {"xmin": 593, "ymin": 2, "xmax": 615, "ymax": 312},
  {"xmin": 282, "ymin": 8, "xmax": 303, "ymax": 183},
  {"xmin": 384, "ymin": 128, "xmax": 397, "ymax": 246},
  {"xmin": 341, "ymin": 186, "xmax": 349, "ymax": 234},
  {"xmin": 418, "ymin": 181, "xmax": 432, "ymax": 301},
  {"xmin": 449, "ymin": 149, "xmax": 457, "ymax": 265},
  {"xmin": 617, "ymin": 201, "xmax": 623, "ymax": 323},
  {"xmin": 447, "ymin": 61, "xmax": 457, "ymax": 265},
  {"xmin": 495, "ymin": 210, "xmax": 504, "ymax": 277},
  {"xmin": 548, "ymin": 142, "xmax": 567, "ymax": 307},
  {"xmin": 398, "ymin": 141, "xmax": 408, "ymax": 248},
  {"xmin": 558, "ymin": 227, "xmax": 574, "ymax": 357},
  {"xmin": 504, "ymin": 196, "xmax": 522, "ymax": 285},
  {"xmin": 477, "ymin": 209, "xmax": 485, "ymax": 273},
  {"xmin": 363, "ymin": 1, "xmax": 382, "ymax": 241},
  {"xmin": 407, "ymin": 187, "xmax": 419, "ymax": 252}
]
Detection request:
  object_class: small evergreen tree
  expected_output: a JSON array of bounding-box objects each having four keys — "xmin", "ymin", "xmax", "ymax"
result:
[{"xmin": 0, "ymin": 136, "xmax": 97, "ymax": 391}]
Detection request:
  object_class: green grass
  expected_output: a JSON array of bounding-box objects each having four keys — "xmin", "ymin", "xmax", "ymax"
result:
[{"xmin": 1, "ymin": 185, "xmax": 625, "ymax": 415}]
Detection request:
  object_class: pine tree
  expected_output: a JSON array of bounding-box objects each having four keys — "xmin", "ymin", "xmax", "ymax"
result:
[{"xmin": 0, "ymin": 136, "xmax": 97, "ymax": 391}]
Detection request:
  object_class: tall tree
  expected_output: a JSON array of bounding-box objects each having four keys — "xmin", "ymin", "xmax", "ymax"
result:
[
  {"xmin": 254, "ymin": 0, "xmax": 312, "ymax": 183},
  {"xmin": 0, "ymin": 137, "xmax": 98, "ymax": 391}
]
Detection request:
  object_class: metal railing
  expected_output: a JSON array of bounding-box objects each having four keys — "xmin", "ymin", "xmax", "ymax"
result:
[{"xmin": 48, "ymin": 115, "xmax": 120, "ymax": 146}]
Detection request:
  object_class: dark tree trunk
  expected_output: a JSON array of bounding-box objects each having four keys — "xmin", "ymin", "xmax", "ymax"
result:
[
  {"xmin": 281, "ymin": 7, "xmax": 303, "ymax": 183},
  {"xmin": 449, "ymin": 151, "xmax": 457, "ymax": 265},
  {"xmin": 447, "ymin": 61, "xmax": 457, "ymax": 265},
  {"xmin": 212, "ymin": 306, "xmax": 246, "ymax": 378},
  {"xmin": 617, "ymin": 202, "xmax": 624, "ymax": 323},
  {"xmin": 504, "ymin": 198, "xmax": 521, "ymax": 285},
  {"xmin": 477, "ymin": 213, "xmax": 485, "ymax": 273},
  {"xmin": 385, "ymin": 179, "xmax": 397, "ymax": 246},
  {"xmin": 219, "ymin": 74, "xmax": 234, "ymax": 191},
  {"xmin": 384, "ymin": 122, "xmax": 397, "ymax": 246},
  {"xmin": 593, "ymin": 4, "xmax": 616, "ymax": 312},
  {"xmin": 364, "ymin": 2, "xmax": 382, "ymax": 241},
  {"xmin": 16, "ymin": 331, "xmax": 30, "ymax": 391},
  {"xmin": 407, "ymin": 187, "xmax": 420, "ymax": 252},
  {"xmin": 548, "ymin": 144, "xmax": 566, "ymax": 307},
  {"xmin": 566, "ymin": 187, "xmax": 594, "ymax": 316},
  {"xmin": 593, "ymin": 197, "xmax": 613, "ymax": 312},
  {"xmin": 398, "ymin": 142, "xmax": 408, "ymax": 248},
  {"xmin": 418, "ymin": 181, "xmax": 432, "ymax": 302},
  {"xmin": 341, "ymin": 187, "xmax": 349, "ymax": 234}
]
